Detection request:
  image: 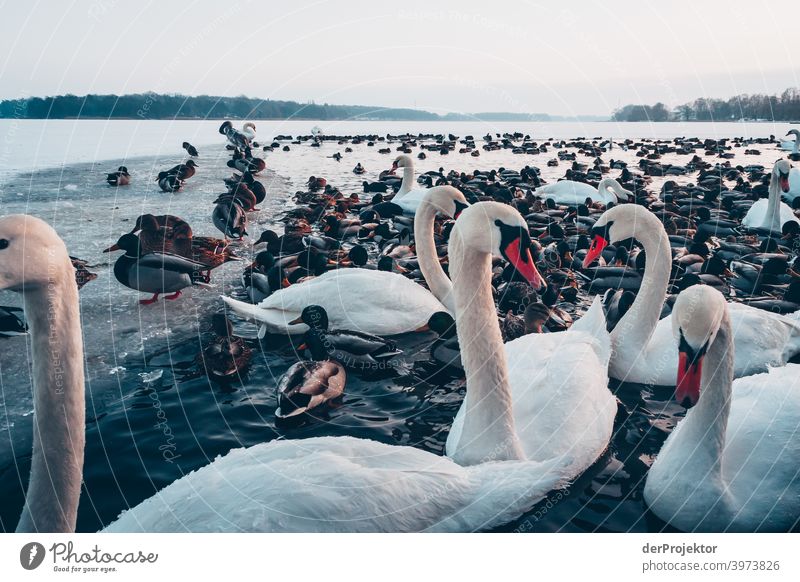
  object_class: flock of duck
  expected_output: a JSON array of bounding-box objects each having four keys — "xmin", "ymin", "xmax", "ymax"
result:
[{"xmin": 2, "ymin": 123, "xmax": 800, "ymax": 533}]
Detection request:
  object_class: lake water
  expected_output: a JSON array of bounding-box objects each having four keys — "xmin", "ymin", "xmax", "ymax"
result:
[{"xmin": 0, "ymin": 119, "xmax": 794, "ymax": 532}]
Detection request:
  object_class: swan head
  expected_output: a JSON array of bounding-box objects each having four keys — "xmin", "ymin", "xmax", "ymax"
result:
[
  {"xmin": 772, "ymin": 159, "xmax": 792, "ymax": 193},
  {"xmin": 453, "ymin": 202, "xmax": 544, "ymax": 290},
  {"xmin": 421, "ymin": 186, "xmax": 469, "ymax": 218},
  {"xmin": 787, "ymin": 129, "xmax": 800, "ymax": 138},
  {"xmin": 390, "ymin": 154, "xmax": 414, "ymax": 174},
  {"xmin": 598, "ymin": 178, "xmax": 634, "ymax": 202},
  {"xmin": 671, "ymin": 285, "xmax": 726, "ymax": 407},
  {"xmin": 0, "ymin": 215, "xmax": 72, "ymax": 292},
  {"xmin": 583, "ymin": 204, "xmax": 654, "ymax": 268},
  {"xmin": 243, "ymin": 122, "xmax": 256, "ymax": 132}
]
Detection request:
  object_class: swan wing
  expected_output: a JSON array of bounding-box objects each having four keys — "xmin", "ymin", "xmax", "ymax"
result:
[{"xmin": 103, "ymin": 436, "xmax": 571, "ymax": 532}]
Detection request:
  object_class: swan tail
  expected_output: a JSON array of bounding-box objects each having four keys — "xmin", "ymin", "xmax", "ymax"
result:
[
  {"xmin": 568, "ymin": 296, "xmax": 612, "ymax": 365},
  {"xmin": 220, "ymin": 295, "xmax": 305, "ymax": 335},
  {"xmin": 432, "ymin": 455, "xmax": 574, "ymax": 532}
]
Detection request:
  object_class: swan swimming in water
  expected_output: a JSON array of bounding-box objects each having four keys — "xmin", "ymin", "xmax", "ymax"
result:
[
  {"xmin": 387, "ymin": 154, "xmax": 431, "ymax": 215},
  {"xmin": 3, "ymin": 212, "xmax": 588, "ymax": 532},
  {"xmin": 222, "ymin": 186, "xmax": 467, "ymax": 335},
  {"xmin": 779, "ymin": 129, "xmax": 800, "ymax": 153},
  {"xmin": 583, "ymin": 203, "xmax": 800, "ymax": 385},
  {"xmin": 535, "ymin": 177, "xmax": 633, "ymax": 206},
  {"xmin": 644, "ymin": 285, "xmax": 800, "ymax": 532},
  {"xmin": 741, "ymin": 160, "xmax": 800, "ymax": 232}
]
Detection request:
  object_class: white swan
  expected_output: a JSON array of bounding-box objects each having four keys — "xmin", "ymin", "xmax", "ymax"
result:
[
  {"xmin": 222, "ymin": 186, "xmax": 466, "ymax": 335},
  {"xmin": 643, "ymin": 285, "xmax": 800, "ymax": 532},
  {"xmin": 582, "ymin": 204, "xmax": 800, "ymax": 386},
  {"xmin": 742, "ymin": 160, "xmax": 799, "ymax": 232},
  {"xmin": 445, "ymin": 202, "xmax": 616, "ymax": 473},
  {"xmin": 785, "ymin": 166, "xmax": 800, "ymax": 203},
  {"xmin": 2, "ymin": 213, "xmax": 577, "ymax": 533},
  {"xmin": 779, "ymin": 128, "xmax": 800, "ymax": 153},
  {"xmin": 389, "ymin": 154, "xmax": 430, "ymax": 215},
  {"xmin": 535, "ymin": 177, "xmax": 632, "ymax": 206},
  {"xmin": 241, "ymin": 121, "xmax": 256, "ymax": 141}
]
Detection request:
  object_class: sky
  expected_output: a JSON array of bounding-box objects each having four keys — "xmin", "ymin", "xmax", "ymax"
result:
[{"xmin": 1, "ymin": 0, "xmax": 797, "ymax": 116}]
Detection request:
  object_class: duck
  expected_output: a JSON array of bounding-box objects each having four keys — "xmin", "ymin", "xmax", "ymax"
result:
[
  {"xmin": 742, "ymin": 160, "xmax": 799, "ymax": 234},
  {"xmin": 126, "ymin": 214, "xmax": 239, "ymax": 278},
  {"xmin": 182, "ymin": 141, "xmax": 199, "ymax": 157},
  {"xmin": 212, "ymin": 197, "xmax": 248, "ymax": 239},
  {"xmin": 427, "ymin": 311, "xmax": 461, "ymax": 370},
  {"xmin": 0, "ymin": 305, "xmax": 26, "ymax": 337},
  {"xmin": 219, "ymin": 120, "xmax": 251, "ymax": 149},
  {"xmin": 106, "ymin": 166, "xmax": 130, "ymax": 186},
  {"xmin": 157, "ymin": 160, "xmax": 198, "ymax": 182},
  {"xmin": 289, "ymin": 305, "xmax": 402, "ymax": 370},
  {"xmin": 254, "ymin": 229, "xmax": 306, "ymax": 256},
  {"xmin": 742, "ymin": 279, "xmax": 800, "ymax": 314},
  {"xmin": 198, "ymin": 314, "xmax": 252, "ymax": 379},
  {"xmin": 222, "ymin": 188, "xmax": 467, "ymax": 336},
  {"xmin": 157, "ymin": 173, "xmax": 183, "ymax": 192},
  {"xmin": 644, "ymin": 285, "xmax": 800, "ymax": 532},
  {"xmin": 103, "ymin": 233, "xmax": 210, "ymax": 304},
  {"xmin": 2, "ymin": 214, "xmax": 585, "ymax": 533},
  {"xmin": 275, "ymin": 360, "xmax": 346, "ymax": 419},
  {"xmin": 535, "ymin": 177, "xmax": 632, "ymax": 206},
  {"xmin": 583, "ymin": 203, "xmax": 800, "ymax": 385}
]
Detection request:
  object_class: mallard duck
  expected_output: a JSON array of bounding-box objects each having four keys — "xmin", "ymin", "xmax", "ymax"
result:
[
  {"xmin": 427, "ymin": 311, "xmax": 461, "ymax": 370},
  {"xmin": 158, "ymin": 173, "xmax": 183, "ymax": 192},
  {"xmin": 0, "ymin": 305, "xmax": 26, "ymax": 337},
  {"xmin": 289, "ymin": 305, "xmax": 402, "ymax": 370},
  {"xmin": 157, "ymin": 160, "xmax": 198, "ymax": 182},
  {"xmin": 212, "ymin": 198, "xmax": 248, "ymax": 239},
  {"xmin": 130, "ymin": 215, "xmax": 239, "ymax": 278},
  {"xmin": 219, "ymin": 120, "xmax": 251, "ymax": 149},
  {"xmin": 103, "ymin": 233, "xmax": 209, "ymax": 304},
  {"xmin": 254, "ymin": 230, "xmax": 306, "ymax": 255},
  {"xmin": 198, "ymin": 314, "xmax": 252, "ymax": 379},
  {"xmin": 182, "ymin": 142, "xmax": 199, "ymax": 157},
  {"xmin": 275, "ymin": 360, "xmax": 346, "ymax": 419},
  {"xmin": 106, "ymin": 166, "xmax": 130, "ymax": 186}
]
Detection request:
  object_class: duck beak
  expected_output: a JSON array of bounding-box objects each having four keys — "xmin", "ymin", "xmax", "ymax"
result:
[
  {"xmin": 281, "ymin": 278, "xmax": 291, "ymax": 288},
  {"xmin": 676, "ymin": 350, "xmax": 702, "ymax": 408},
  {"xmin": 288, "ymin": 316, "xmax": 304, "ymax": 325},
  {"xmin": 582, "ymin": 235, "xmax": 608, "ymax": 268},
  {"xmin": 103, "ymin": 244, "xmax": 121, "ymax": 253},
  {"xmin": 502, "ymin": 238, "xmax": 544, "ymax": 290}
]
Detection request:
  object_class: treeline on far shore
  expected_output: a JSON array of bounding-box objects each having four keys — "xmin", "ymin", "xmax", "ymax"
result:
[
  {"xmin": 612, "ymin": 88, "xmax": 800, "ymax": 122},
  {"xmin": 0, "ymin": 92, "xmax": 574, "ymax": 122}
]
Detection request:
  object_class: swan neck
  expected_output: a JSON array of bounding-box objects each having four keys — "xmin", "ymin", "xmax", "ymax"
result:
[
  {"xmin": 448, "ymin": 232, "xmax": 524, "ymax": 465},
  {"xmin": 16, "ymin": 269, "xmax": 85, "ymax": 533},
  {"xmin": 611, "ymin": 213, "xmax": 672, "ymax": 358},
  {"xmin": 397, "ymin": 165, "xmax": 415, "ymax": 197},
  {"xmin": 414, "ymin": 203, "xmax": 454, "ymax": 313},
  {"xmin": 669, "ymin": 313, "xmax": 733, "ymax": 479},
  {"xmin": 764, "ymin": 175, "xmax": 782, "ymax": 232}
]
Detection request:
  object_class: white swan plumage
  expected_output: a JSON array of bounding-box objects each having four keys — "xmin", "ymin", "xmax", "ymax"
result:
[
  {"xmin": 583, "ymin": 203, "xmax": 800, "ymax": 385},
  {"xmin": 742, "ymin": 160, "xmax": 799, "ymax": 232},
  {"xmin": 3, "ymin": 212, "xmax": 585, "ymax": 533},
  {"xmin": 779, "ymin": 128, "xmax": 800, "ymax": 153},
  {"xmin": 222, "ymin": 186, "xmax": 466, "ymax": 336},
  {"xmin": 444, "ymin": 202, "xmax": 616, "ymax": 473},
  {"xmin": 389, "ymin": 154, "xmax": 431, "ymax": 215},
  {"xmin": 241, "ymin": 121, "xmax": 256, "ymax": 141},
  {"xmin": 644, "ymin": 285, "xmax": 800, "ymax": 532},
  {"xmin": 535, "ymin": 177, "xmax": 632, "ymax": 206}
]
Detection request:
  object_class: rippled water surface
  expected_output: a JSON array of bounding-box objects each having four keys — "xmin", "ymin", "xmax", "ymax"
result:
[{"xmin": 0, "ymin": 119, "xmax": 795, "ymax": 531}]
